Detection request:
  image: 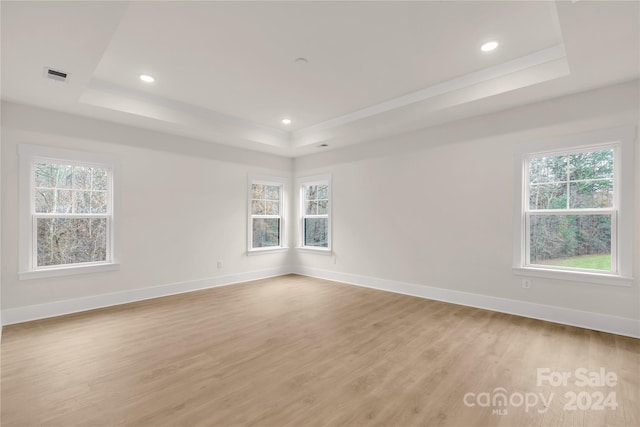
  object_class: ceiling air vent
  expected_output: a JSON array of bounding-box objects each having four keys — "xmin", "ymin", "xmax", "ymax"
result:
[{"xmin": 44, "ymin": 67, "xmax": 69, "ymax": 82}]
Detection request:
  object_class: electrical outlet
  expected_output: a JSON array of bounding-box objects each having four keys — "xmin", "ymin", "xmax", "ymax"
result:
[
  {"xmin": 217, "ymin": 260, "xmax": 223, "ymax": 269},
  {"xmin": 522, "ymin": 279, "xmax": 531, "ymax": 289}
]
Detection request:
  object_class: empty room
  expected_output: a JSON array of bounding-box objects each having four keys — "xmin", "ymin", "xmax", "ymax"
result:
[{"xmin": 1, "ymin": 1, "xmax": 638, "ymax": 426}]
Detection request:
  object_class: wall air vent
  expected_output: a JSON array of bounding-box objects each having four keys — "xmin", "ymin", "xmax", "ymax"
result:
[{"xmin": 44, "ymin": 67, "xmax": 69, "ymax": 82}]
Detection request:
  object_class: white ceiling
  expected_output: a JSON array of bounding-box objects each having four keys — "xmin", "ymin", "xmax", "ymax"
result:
[{"xmin": 1, "ymin": 1, "xmax": 638, "ymax": 157}]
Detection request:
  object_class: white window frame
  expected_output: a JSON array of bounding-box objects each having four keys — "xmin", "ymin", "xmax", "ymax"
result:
[
  {"xmin": 298, "ymin": 174, "xmax": 332, "ymax": 253},
  {"xmin": 18, "ymin": 144, "xmax": 120, "ymax": 280},
  {"xmin": 247, "ymin": 174, "xmax": 287, "ymax": 254},
  {"xmin": 513, "ymin": 127, "xmax": 635, "ymax": 287}
]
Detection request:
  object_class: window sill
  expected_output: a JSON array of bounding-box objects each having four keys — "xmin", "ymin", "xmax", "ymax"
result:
[
  {"xmin": 513, "ymin": 266, "xmax": 633, "ymax": 287},
  {"xmin": 19, "ymin": 262, "xmax": 120, "ymax": 280},
  {"xmin": 296, "ymin": 246, "xmax": 333, "ymax": 255},
  {"xmin": 247, "ymin": 247, "xmax": 289, "ymax": 256}
]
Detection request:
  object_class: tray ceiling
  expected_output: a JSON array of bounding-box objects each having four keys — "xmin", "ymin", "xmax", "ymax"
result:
[{"xmin": 1, "ymin": 1, "xmax": 638, "ymax": 156}]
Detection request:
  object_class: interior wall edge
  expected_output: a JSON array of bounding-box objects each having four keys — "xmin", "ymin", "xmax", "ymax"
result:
[
  {"xmin": 0, "ymin": 101, "xmax": 292, "ymax": 170},
  {"xmin": 4, "ymin": 269, "xmax": 638, "ymax": 340},
  {"xmin": 1, "ymin": 266, "xmax": 293, "ymax": 326},
  {"xmin": 293, "ymin": 267, "xmax": 640, "ymax": 339},
  {"xmin": 293, "ymin": 79, "xmax": 640, "ymax": 168}
]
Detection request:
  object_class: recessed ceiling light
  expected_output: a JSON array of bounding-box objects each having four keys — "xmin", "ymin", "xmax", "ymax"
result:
[
  {"xmin": 295, "ymin": 57, "xmax": 308, "ymax": 64},
  {"xmin": 139, "ymin": 74, "xmax": 155, "ymax": 83},
  {"xmin": 319, "ymin": 144, "xmax": 329, "ymax": 147},
  {"xmin": 480, "ymin": 41, "xmax": 499, "ymax": 52},
  {"xmin": 282, "ymin": 118, "xmax": 292, "ymax": 125}
]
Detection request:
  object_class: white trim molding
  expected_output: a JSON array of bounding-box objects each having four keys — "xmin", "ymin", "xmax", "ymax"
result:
[
  {"xmin": 512, "ymin": 266, "xmax": 633, "ymax": 287},
  {"xmin": 247, "ymin": 173, "xmax": 289, "ymax": 254},
  {"xmin": 18, "ymin": 144, "xmax": 121, "ymax": 280},
  {"xmin": 512, "ymin": 126, "xmax": 636, "ymax": 287},
  {"xmin": 292, "ymin": 266, "xmax": 640, "ymax": 339},
  {"xmin": 297, "ymin": 174, "xmax": 332, "ymax": 252},
  {"xmin": 2, "ymin": 267, "xmax": 292, "ymax": 325},
  {"xmin": 20, "ymin": 262, "xmax": 121, "ymax": 281},
  {"xmin": 291, "ymin": 45, "xmax": 567, "ymax": 144}
]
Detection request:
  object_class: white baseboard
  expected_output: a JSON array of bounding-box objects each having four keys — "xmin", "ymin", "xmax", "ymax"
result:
[
  {"xmin": 4, "ymin": 266, "xmax": 638, "ymax": 339},
  {"xmin": 2, "ymin": 266, "xmax": 292, "ymax": 326},
  {"xmin": 293, "ymin": 266, "xmax": 640, "ymax": 339}
]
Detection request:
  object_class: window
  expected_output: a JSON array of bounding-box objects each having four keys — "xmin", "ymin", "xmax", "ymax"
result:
[
  {"xmin": 248, "ymin": 176, "xmax": 286, "ymax": 252},
  {"xmin": 299, "ymin": 175, "xmax": 331, "ymax": 251},
  {"xmin": 19, "ymin": 144, "xmax": 119, "ymax": 279},
  {"xmin": 513, "ymin": 127, "xmax": 635, "ymax": 286},
  {"xmin": 526, "ymin": 147, "xmax": 616, "ymax": 271}
]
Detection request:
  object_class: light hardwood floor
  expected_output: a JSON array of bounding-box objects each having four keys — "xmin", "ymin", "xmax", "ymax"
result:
[{"xmin": 1, "ymin": 274, "xmax": 638, "ymax": 427}]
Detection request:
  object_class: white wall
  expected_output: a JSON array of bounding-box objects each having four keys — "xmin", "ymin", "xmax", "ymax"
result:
[
  {"xmin": 1, "ymin": 102, "xmax": 293, "ymax": 316},
  {"xmin": 1, "ymin": 80, "xmax": 638, "ymax": 334},
  {"xmin": 294, "ymin": 80, "xmax": 640, "ymax": 322},
  {"xmin": 1, "ymin": 104, "xmax": 3, "ymax": 338}
]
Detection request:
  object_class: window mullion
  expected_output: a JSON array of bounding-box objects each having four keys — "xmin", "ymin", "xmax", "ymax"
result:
[
  {"xmin": 526, "ymin": 207, "xmax": 615, "ymax": 215},
  {"xmin": 33, "ymin": 213, "xmax": 110, "ymax": 219},
  {"xmin": 32, "ymin": 215, "xmax": 38, "ymax": 269},
  {"xmin": 566, "ymin": 156, "xmax": 570, "ymax": 210},
  {"xmin": 610, "ymin": 212, "xmax": 618, "ymax": 274},
  {"xmin": 524, "ymin": 212, "xmax": 530, "ymax": 266}
]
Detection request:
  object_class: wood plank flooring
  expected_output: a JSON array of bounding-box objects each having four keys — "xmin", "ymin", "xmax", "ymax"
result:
[{"xmin": 1, "ymin": 274, "xmax": 638, "ymax": 426}]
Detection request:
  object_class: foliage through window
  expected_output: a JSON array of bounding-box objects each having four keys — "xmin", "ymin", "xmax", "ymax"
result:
[
  {"xmin": 249, "ymin": 180, "xmax": 283, "ymax": 250},
  {"xmin": 34, "ymin": 163, "xmax": 110, "ymax": 266},
  {"xmin": 526, "ymin": 147, "xmax": 616, "ymax": 272},
  {"xmin": 19, "ymin": 144, "xmax": 118, "ymax": 278},
  {"xmin": 300, "ymin": 177, "xmax": 330, "ymax": 249},
  {"xmin": 34, "ymin": 162, "xmax": 111, "ymax": 267}
]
